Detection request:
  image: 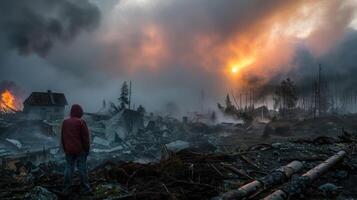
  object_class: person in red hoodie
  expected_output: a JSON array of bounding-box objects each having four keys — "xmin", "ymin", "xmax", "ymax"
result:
[{"xmin": 61, "ymin": 104, "xmax": 91, "ymax": 194}]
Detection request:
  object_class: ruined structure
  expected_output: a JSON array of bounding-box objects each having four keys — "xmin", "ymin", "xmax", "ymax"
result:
[{"xmin": 23, "ymin": 90, "xmax": 68, "ymax": 121}]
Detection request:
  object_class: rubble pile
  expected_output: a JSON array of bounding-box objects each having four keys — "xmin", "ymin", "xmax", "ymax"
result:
[
  {"xmin": 0, "ymin": 133, "xmax": 355, "ymax": 200},
  {"xmin": 85, "ymin": 111, "xmax": 219, "ymax": 162},
  {"xmin": 1, "ymin": 110, "xmax": 357, "ymax": 199},
  {"xmin": 0, "ymin": 148, "xmax": 235, "ymax": 199},
  {"xmin": 92, "ymin": 149, "xmax": 234, "ymax": 199}
]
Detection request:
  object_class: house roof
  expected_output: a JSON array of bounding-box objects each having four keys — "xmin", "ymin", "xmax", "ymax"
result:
[{"xmin": 23, "ymin": 90, "xmax": 68, "ymax": 106}]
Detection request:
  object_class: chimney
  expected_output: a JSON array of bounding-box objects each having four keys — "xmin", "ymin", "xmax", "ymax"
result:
[{"xmin": 48, "ymin": 90, "xmax": 55, "ymax": 105}]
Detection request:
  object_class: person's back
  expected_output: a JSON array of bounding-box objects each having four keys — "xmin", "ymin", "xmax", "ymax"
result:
[
  {"xmin": 62, "ymin": 113, "xmax": 89, "ymax": 155},
  {"xmin": 61, "ymin": 104, "xmax": 91, "ymax": 195}
]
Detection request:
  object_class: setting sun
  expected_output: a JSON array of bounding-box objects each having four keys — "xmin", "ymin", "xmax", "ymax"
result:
[
  {"xmin": 231, "ymin": 66, "xmax": 238, "ymax": 74},
  {"xmin": 228, "ymin": 57, "xmax": 255, "ymax": 76}
]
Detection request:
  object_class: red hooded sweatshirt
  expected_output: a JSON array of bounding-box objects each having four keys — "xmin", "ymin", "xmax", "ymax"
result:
[{"xmin": 61, "ymin": 104, "xmax": 90, "ymax": 155}]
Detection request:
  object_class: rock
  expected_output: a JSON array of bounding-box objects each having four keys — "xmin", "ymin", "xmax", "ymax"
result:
[
  {"xmin": 312, "ymin": 136, "xmax": 336, "ymax": 145},
  {"xmin": 318, "ymin": 183, "xmax": 342, "ymax": 198},
  {"xmin": 24, "ymin": 186, "xmax": 57, "ymax": 200},
  {"xmin": 95, "ymin": 183, "xmax": 126, "ymax": 198},
  {"xmin": 165, "ymin": 140, "xmax": 190, "ymax": 152},
  {"xmin": 272, "ymin": 142, "xmax": 282, "ymax": 148},
  {"xmin": 334, "ymin": 170, "xmax": 348, "ymax": 179}
]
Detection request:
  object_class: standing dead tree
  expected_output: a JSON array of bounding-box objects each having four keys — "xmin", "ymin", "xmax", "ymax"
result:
[{"xmin": 273, "ymin": 78, "xmax": 298, "ymax": 118}]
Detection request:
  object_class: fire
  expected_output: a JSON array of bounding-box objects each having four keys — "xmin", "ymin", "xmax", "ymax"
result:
[{"xmin": 0, "ymin": 90, "xmax": 18, "ymax": 112}]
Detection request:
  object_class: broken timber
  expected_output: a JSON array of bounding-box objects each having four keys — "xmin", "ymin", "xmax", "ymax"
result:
[
  {"xmin": 221, "ymin": 161, "xmax": 303, "ymax": 200},
  {"xmin": 263, "ymin": 150, "xmax": 347, "ymax": 200}
]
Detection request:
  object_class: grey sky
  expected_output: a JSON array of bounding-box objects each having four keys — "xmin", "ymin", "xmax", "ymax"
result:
[{"xmin": 1, "ymin": 0, "xmax": 357, "ymax": 113}]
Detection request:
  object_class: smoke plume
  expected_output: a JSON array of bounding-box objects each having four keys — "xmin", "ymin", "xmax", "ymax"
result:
[
  {"xmin": 1, "ymin": 0, "xmax": 357, "ymax": 112},
  {"xmin": 0, "ymin": 0, "xmax": 100, "ymax": 57}
]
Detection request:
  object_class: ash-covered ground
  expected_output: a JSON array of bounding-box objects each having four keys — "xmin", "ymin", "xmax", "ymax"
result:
[{"xmin": 0, "ymin": 107, "xmax": 356, "ymax": 200}]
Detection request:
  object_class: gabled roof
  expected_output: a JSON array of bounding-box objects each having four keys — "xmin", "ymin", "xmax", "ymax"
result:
[{"xmin": 24, "ymin": 90, "xmax": 68, "ymax": 106}]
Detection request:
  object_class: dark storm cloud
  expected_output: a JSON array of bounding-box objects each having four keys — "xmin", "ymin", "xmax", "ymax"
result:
[
  {"xmin": 101, "ymin": 0, "xmax": 357, "ymax": 107},
  {"xmin": 0, "ymin": 0, "xmax": 103, "ymax": 112},
  {"xmin": 0, "ymin": 0, "xmax": 100, "ymax": 57},
  {"xmin": 278, "ymin": 30, "xmax": 357, "ymax": 95},
  {"xmin": 0, "ymin": 80, "xmax": 18, "ymax": 93},
  {"xmin": 1, "ymin": 0, "xmax": 357, "ymax": 112},
  {"xmin": 252, "ymin": 29, "xmax": 357, "ymax": 99},
  {"xmin": 104, "ymin": 0, "xmax": 300, "ymax": 69},
  {"xmin": 105, "ymin": 0, "xmax": 356, "ymax": 86}
]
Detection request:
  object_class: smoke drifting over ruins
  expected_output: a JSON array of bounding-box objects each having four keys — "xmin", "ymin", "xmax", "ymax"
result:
[
  {"xmin": 2, "ymin": 1, "xmax": 357, "ymax": 199},
  {"xmin": 0, "ymin": 0, "xmax": 357, "ymax": 112}
]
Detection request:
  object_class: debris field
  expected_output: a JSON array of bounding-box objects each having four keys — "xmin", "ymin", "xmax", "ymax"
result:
[{"xmin": 0, "ymin": 133, "xmax": 356, "ymax": 200}]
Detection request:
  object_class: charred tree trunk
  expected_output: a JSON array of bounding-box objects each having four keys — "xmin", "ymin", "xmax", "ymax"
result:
[
  {"xmin": 263, "ymin": 150, "xmax": 346, "ymax": 200},
  {"xmin": 221, "ymin": 161, "xmax": 303, "ymax": 200}
]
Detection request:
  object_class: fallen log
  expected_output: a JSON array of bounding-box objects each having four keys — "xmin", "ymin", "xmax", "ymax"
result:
[
  {"xmin": 220, "ymin": 160, "xmax": 303, "ymax": 200},
  {"xmin": 263, "ymin": 150, "xmax": 347, "ymax": 200}
]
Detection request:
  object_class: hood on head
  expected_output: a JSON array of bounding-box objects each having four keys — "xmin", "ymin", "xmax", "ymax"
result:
[{"xmin": 70, "ymin": 104, "xmax": 83, "ymax": 118}]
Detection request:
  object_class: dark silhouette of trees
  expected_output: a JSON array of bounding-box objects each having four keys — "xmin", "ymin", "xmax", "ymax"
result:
[
  {"xmin": 224, "ymin": 94, "xmax": 236, "ymax": 114},
  {"xmin": 274, "ymin": 78, "xmax": 298, "ymax": 115}
]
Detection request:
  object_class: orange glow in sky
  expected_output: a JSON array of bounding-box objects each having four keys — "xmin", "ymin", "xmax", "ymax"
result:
[{"xmin": 102, "ymin": 0, "xmax": 357, "ymax": 91}]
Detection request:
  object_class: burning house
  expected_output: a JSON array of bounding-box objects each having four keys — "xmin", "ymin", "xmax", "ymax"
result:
[
  {"xmin": 23, "ymin": 90, "xmax": 68, "ymax": 121},
  {"xmin": 0, "ymin": 89, "xmax": 20, "ymax": 113}
]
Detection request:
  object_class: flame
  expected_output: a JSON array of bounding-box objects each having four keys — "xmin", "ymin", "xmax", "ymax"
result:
[{"xmin": 0, "ymin": 90, "xmax": 18, "ymax": 112}]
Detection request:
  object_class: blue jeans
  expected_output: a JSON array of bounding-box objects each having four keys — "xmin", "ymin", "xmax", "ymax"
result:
[{"xmin": 64, "ymin": 153, "xmax": 91, "ymax": 192}]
